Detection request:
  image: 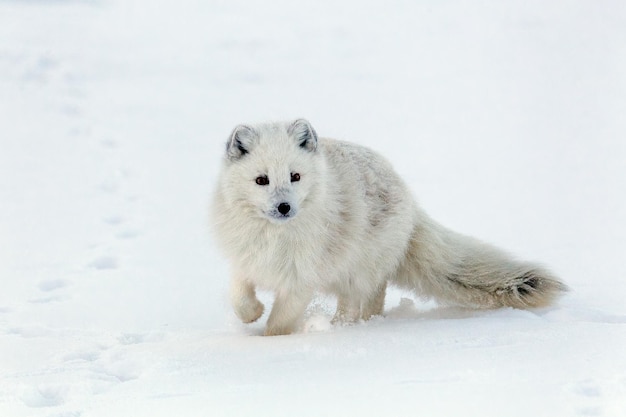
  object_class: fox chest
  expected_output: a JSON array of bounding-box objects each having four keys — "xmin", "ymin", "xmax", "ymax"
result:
[{"xmin": 241, "ymin": 235, "xmax": 335, "ymax": 290}]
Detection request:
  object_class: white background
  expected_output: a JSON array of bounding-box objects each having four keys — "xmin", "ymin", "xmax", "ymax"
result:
[{"xmin": 1, "ymin": 1, "xmax": 625, "ymax": 416}]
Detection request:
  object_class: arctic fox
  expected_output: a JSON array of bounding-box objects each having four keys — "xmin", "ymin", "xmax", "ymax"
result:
[{"xmin": 212, "ymin": 119, "xmax": 567, "ymax": 336}]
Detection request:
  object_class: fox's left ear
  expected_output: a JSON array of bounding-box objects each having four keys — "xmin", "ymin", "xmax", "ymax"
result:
[
  {"xmin": 288, "ymin": 119, "xmax": 318, "ymax": 152},
  {"xmin": 226, "ymin": 124, "xmax": 257, "ymax": 161}
]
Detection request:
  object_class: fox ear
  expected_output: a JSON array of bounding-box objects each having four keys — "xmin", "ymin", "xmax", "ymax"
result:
[
  {"xmin": 226, "ymin": 124, "xmax": 257, "ymax": 161},
  {"xmin": 288, "ymin": 119, "xmax": 318, "ymax": 152}
]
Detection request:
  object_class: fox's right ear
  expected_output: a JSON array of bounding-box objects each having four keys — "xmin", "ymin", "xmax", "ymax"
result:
[
  {"xmin": 288, "ymin": 119, "xmax": 318, "ymax": 152},
  {"xmin": 226, "ymin": 124, "xmax": 257, "ymax": 161}
]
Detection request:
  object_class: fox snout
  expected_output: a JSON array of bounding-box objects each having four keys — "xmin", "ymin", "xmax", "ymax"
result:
[
  {"xmin": 266, "ymin": 200, "xmax": 297, "ymax": 223},
  {"xmin": 277, "ymin": 202, "xmax": 291, "ymax": 215}
]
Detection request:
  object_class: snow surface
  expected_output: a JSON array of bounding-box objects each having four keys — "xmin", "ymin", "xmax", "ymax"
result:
[{"xmin": 1, "ymin": 0, "xmax": 626, "ymax": 416}]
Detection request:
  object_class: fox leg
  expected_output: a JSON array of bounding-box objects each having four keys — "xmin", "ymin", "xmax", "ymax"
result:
[
  {"xmin": 332, "ymin": 295, "xmax": 361, "ymax": 324},
  {"xmin": 360, "ymin": 281, "xmax": 387, "ymax": 321},
  {"xmin": 230, "ymin": 272, "xmax": 264, "ymax": 324},
  {"xmin": 264, "ymin": 287, "xmax": 312, "ymax": 336},
  {"xmin": 333, "ymin": 279, "xmax": 387, "ymax": 323}
]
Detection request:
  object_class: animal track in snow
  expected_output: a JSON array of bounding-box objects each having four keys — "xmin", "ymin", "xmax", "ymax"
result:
[
  {"xmin": 100, "ymin": 138, "xmax": 118, "ymax": 149},
  {"xmin": 21, "ymin": 54, "xmax": 58, "ymax": 85},
  {"xmin": 47, "ymin": 412, "xmax": 82, "ymax": 417},
  {"xmin": 567, "ymin": 379, "xmax": 605, "ymax": 416},
  {"xmin": 63, "ymin": 350, "xmax": 101, "ymax": 363},
  {"xmin": 88, "ymin": 256, "xmax": 118, "ymax": 270},
  {"xmin": 29, "ymin": 295, "xmax": 65, "ymax": 304},
  {"xmin": 38, "ymin": 279, "xmax": 70, "ymax": 292},
  {"xmin": 118, "ymin": 332, "xmax": 164, "ymax": 345},
  {"xmin": 118, "ymin": 333, "xmax": 146, "ymax": 345},
  {"xmin": 97, "ymin": 179, "xmax": 120, "ymax": 194},
  {"xmin": 103, "ymin": 215, "xmax": 124, "ymax": 226},
  {"xmin": 7, "ymin": 325, "xmax": 56, "ymax": 338},
  {"xmin": 102, "ymin": 215, "xmax": 142, "ymax": 239},
  {"xmin": 572, "ymin": 380, "xmax": 602, "ymax": 398},
  {"xmin": 21, "ymin": 384, "xmax": 67, "ymax": 408},
  {"xmin": 115, "ymin": 229, "xmax": 141, "ymax": 239}
]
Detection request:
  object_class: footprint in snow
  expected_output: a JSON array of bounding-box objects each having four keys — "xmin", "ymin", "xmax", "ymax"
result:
[
  {"xmin": 100, "ymin": 138, "xmax": 118, "ymax": 149},
  {"xmin": 103, "ymin": 215, "xmax": 141, "ymax": 239},
  {"xmin": 21, "ymin": 54, "xmax": 58, "ymax": 85},
  {"xmin": 63, "ymin": 350, "xmax": 101, "ymax": 363},
  {"xmin": 88, "ymin": 256, "xmax": 118, "ymax": 270},
  {"xmin": 118, "ymin": 332, "xmax": 164, "ymax": 345},
  {"xmin": 115, "ymin": 229, "xmax": 141, "ymax": 239},
  {"xmin": 48, "ymin": 412, "xmax": 82, "ymax": 417},
  {"xmin": 38, "ymin": 279, "xmax": 70, "ymax": 292},
  {"xmin": 28, "ymin": 295, "xmax": 65, "ymax": 304},
  {"xmin": 568, "ymin": 379, "xmax": 604, "ymax": 416},
  {"xmin": 97, "ymin": 179, "xmax": 120, "ymax": 194},
  {"xmin": 103, "ymin": 215, "xmax": 124, "ymax": 226},
  {"xmin": 21, "ymin": 384, "xmax": 67, "ymax": 408},
  {"xmin": 28, "ymin": 280, "xmax": 70, "ymax": 303}
]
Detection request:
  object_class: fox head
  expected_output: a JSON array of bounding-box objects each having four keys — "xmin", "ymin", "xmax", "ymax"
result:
[{"xmin": 219, "ymin": 119, "xmax": 323, "ymax": 224}]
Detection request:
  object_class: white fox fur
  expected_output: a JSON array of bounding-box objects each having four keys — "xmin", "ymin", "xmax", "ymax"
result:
[{"xmin": 212, "ymin": 119, "xmax": 567, "ymax": 336}]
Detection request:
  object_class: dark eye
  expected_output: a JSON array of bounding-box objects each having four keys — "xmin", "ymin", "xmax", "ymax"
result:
[
  {"xmin": 255, "ymin": 175, "xmax": 269, "ymax": 186},
  {"xmin": 291, "ymin": 173, "xmax": 300, "ymax": 182}
]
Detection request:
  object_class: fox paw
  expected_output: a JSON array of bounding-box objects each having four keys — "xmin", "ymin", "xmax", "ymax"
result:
[
  {"xmin": 263, "ymin": 324, "xmax": 293, "ymax": 336},
  {"xmin": 235, "ymin": 300, "xmax": 264, "ymax": 323},
  {"xmin": 331, "ymin": 309, "xmax": 360, "ymax": 325}
]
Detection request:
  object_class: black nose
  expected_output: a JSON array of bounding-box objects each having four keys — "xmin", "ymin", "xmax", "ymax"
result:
[{"xmin": 277, "ymin": 202, "xmax": 291, "ymax": 215}]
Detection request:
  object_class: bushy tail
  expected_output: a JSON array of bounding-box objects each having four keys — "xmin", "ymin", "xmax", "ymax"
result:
[{"xmin": 392, "ymin": 214, "xmax": 568, "ymax": 309}]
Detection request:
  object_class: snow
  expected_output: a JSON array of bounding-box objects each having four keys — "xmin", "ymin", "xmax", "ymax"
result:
[{"xmin": 1, "ymin": 0, "xmax": 625, "ymax": 416}]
